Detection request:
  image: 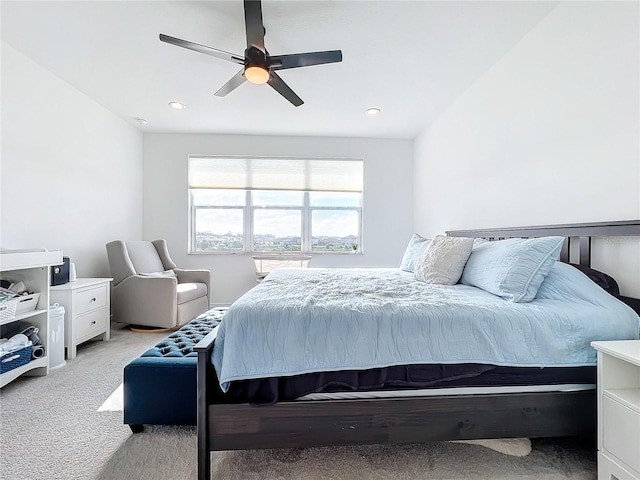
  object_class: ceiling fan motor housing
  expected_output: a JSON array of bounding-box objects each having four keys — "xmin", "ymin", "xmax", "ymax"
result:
[
  {"xmin": 159, "ymin": 0, "xmax": 341, "ymax": 106},
  {"xmin": 245, "ymin": 46, "xmax": 268, "ymax": 70}
]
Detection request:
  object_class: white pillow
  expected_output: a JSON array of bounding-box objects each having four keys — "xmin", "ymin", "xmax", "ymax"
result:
[
  {"xmin": 414, "ymin": 235, "xmax": 474, "ymax": 285},
  {"xmin": 399, "ymin": 234, "xmax": 432, "ymax": 272}
]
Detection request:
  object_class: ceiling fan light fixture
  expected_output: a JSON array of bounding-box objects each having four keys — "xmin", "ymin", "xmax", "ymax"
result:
[{"xmin": 245, "ymin": 66, "xmax": 270, "ymax": 85}]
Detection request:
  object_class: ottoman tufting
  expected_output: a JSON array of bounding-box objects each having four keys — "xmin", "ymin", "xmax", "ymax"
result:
[{"xmin": 124, "ymin": 307, "xmax": 227, "ymax": 432}]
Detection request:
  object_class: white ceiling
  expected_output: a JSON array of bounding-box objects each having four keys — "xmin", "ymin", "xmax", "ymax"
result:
[{"xmin": 1, "ymin": 1, "xmax": 559, "ymax": 139}]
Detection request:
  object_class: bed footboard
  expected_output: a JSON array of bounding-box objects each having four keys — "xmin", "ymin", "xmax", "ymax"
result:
[
  {"xmin": 205, "ymin": 390, "xmax": 596, "ymax": 451},
  {"xmin": 194, "ymin": 327, "xmax": 218, "ymax": 480}
]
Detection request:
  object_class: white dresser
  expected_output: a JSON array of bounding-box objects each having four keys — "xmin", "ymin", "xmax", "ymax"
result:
[
  {"xmin": 50, "ymin": 278, "xmax": 113, "ymax": 359},
  {"xmin": 592, "ymin": 340, "xmax": 640, "ymax": 480}
]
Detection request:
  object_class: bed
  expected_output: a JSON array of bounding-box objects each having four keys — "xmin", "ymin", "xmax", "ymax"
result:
[{"xmin": 194, "ymin": 220, "xmax": 640, "ymax": 480}]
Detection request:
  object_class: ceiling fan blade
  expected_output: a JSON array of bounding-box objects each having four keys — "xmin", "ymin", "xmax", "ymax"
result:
[
  {"xmin": 215, "ymin": 69, "xmax": 247, "ymax": 97},
  {"xmin": 159, "ymin": 34, "xmax": 244, "ymax": 64},
  {"xmin": 270, "ymin": 50, "xmax": 343, "ymax": 70},
  {"xmin": 267, "ymin": 72, "xmax": 303, "ymax": 107},
  {"xmin": 244, "ymin": 0, "xmax": 265, "ymax": 51}
]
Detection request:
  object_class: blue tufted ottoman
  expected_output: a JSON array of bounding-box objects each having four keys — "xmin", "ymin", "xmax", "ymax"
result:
[{"xmin": 123, "ymin": 307, "xmax": 227, "ymax": 432}]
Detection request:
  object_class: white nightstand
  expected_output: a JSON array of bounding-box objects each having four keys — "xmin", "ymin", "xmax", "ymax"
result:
[
  {"xmin": 50, "ymin": 278, "xmax": 113, "ymax": 360},
  {"xmin": 591, "ymin": 340, "xmax": 640, "ymax": 480}
]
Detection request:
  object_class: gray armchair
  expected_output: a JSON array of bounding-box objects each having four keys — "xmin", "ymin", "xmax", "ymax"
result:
[{"xmin": 106, "ymin": 239, "xmax": 210, "ymax": 329}]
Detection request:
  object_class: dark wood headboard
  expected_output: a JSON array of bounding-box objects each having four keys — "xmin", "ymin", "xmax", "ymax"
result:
[
  {"xmin": 447, "ymin": 220, "xmax": 640, "ymax": 268},
  {"xmin": 447, "ymin": 220, "xmax": 640, "ymax": 313}
]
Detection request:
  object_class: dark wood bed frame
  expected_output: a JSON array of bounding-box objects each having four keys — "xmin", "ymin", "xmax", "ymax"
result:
[{"xmin": 194, "ymin": 220, "xmax": 640, "ymax": 480}]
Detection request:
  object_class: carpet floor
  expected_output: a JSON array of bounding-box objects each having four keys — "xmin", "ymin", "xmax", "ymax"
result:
[{"xmin": 0, "ymin": 322, "xmax": 597, "ymax": 480}]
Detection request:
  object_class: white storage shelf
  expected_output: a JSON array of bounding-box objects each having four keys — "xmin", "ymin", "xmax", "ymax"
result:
[
  {"xmin": 592, "ymin": 340, "xmax": 640, "ymax": 480},
  {"xmin": 1, "ymin": 308, "xmax": 48, "ymax": 327},
  {"xmin": 1, "ymin": 250, "xmax": 63, "ymax": 388}
]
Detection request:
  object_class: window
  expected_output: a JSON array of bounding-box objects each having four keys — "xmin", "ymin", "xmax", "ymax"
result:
[{"xmin": 189, "ymin": 156, "xmax": 363, "ymax": 254}]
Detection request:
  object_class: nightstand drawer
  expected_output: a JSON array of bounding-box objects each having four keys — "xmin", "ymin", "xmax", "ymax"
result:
[
  {"xmin": 73, "ymin": 285, "xmax": 107, "ymax": 315},
  {"xmin": 75, "ymin": 308, "xmax": 108, "ymax": 342},
  {"xmin": 603, "ymin": 395, "xmax": 640, "ymax": 473}
]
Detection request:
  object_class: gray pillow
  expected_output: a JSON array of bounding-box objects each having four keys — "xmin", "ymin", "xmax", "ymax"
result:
[
  {"xmin": 414, "ymin": 235, "xmax": 474, "ymax": 285},
  {"xmin": 400, "ymin": 234, "xmax": 432, "ymax": 272}
]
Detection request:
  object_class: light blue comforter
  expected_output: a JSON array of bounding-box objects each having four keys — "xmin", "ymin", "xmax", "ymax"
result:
[{"xmin": 212, "ymin": 262, "xmax": 639, "ymax": 391}]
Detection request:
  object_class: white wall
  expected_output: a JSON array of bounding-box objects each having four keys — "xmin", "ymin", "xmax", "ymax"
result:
[
  {"xmin": 1, "ymin": 43, "xmax": 143, "ymax": 278},
  {"xmin": 143, "ymin": 134, "xmax": 413, "ymax": 304},
  {"xmin": 413, "ymin": 1, "xmax": 640, "ymax": 296}
]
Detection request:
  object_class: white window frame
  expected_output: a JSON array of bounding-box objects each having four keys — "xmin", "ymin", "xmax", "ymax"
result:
[{"xmin": 188, "ymin": 156, "xmax": 363, "ymax": 256}]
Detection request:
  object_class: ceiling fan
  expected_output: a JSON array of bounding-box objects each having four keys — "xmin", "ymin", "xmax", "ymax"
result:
[{"xmin": 159, "ymin": 0, "xmax": 343, "ymax": 107}]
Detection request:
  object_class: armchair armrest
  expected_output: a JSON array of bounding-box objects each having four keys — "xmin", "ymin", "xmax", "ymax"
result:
[
  {"xmin": 174, "ymin": 268, "xmax": 210, "ymax": 285},
  {"xmin": 175, "ymin": 268, "xmax": 211, "ymax": 303}
]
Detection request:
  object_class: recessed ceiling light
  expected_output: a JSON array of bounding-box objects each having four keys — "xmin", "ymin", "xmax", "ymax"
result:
[
  {"xmin": 169, "ymin": 102, "xmax": 186, "ymax": 110},
  {"xmin": 365, "ymin": 107, "xmax": 381, "ymax": 116},
  {"xmin": 134, "ymin": 117, "xmax": 148, "ymax": 125}
]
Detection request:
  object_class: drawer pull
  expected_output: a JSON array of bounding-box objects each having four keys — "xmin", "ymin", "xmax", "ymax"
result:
[
  {"xmin": 91, "ymin": 298, "xmax": 96, "ymax": 302},
  {"xmin": 91, "ymin": 320, "xmax": 96, "ymax": 325}
]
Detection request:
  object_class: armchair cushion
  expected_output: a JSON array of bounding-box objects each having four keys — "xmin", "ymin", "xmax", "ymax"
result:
[
  {"xmin": 177, "ymin": 283, "xmax": 208, "ymax": 304},
  {"xmin": 124, "ymin": 241, "xmax": 165, "ymax": 274}
]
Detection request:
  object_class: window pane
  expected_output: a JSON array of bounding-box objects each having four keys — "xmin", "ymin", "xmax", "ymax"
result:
[
  {"xmin": 309, "ymin": 192, "xmax": 361, "ymax": 207},
  {"xmin": 194, "ymin": 208, "xmax": 244, "ymax": 251},
  {"xmin": 253, "ymin": 190, "xmax": 303, "ymax": 207},
  {"xmin": 254, "ymin": 209, "xmax": 302, "ymax": 252},
  {"xmin": 311, "ymin": 210, "xmax": 359, "ymax": 251},
  {"xmin": 192, "ymin": 189, "xmax": 245, "ymax": 207}
]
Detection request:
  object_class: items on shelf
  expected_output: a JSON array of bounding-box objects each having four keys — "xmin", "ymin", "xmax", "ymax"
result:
[
  {"xmin": 1, "ymin": 279, "xmax": 34, "ymax": 298},
  {"xmin": 51, "ymin": 256, "xmax": 71, "ymax": 286},
  {"xmin": 0, "ymin": 322, "xmax": 45, "ymax": 374},
  {"xmin": 0, "ymin": 321, "xmax": 45, "ymax": 362},
  {"xmin": 0, "ymin": 280, "xmax": 41, "ymax": 322},
  {"xmin": 0, "ymin": 344, "xmax": 34, "ymax": 374},
  {"xmin": 0, "ymin": 333, "xmax": 31, "ymax": 355}
]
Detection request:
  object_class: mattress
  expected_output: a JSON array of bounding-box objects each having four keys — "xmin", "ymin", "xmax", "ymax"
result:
[
  {"xmin": 213, "ymin": 262, "xmax": 639, "ymax": 393},
  {"xmin": 297, "ymin": 383, "xmax": 597, "ymax": 401},
  {"xmin": 222, "ymin": 363, "xmax": 595, "ymax": 405},
  {"xmin": 299, "ymin": 383, "xmax": 596, "ymax": 402}
]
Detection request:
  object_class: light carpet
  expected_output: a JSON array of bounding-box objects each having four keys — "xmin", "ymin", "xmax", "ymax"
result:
[
  {"xmin": 1, "ymin": 322, "xmax": 597, "ymax": 480},
  {"xmin": 98, "ymin": 428, "xmax": 593, "ymax": 480}
]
